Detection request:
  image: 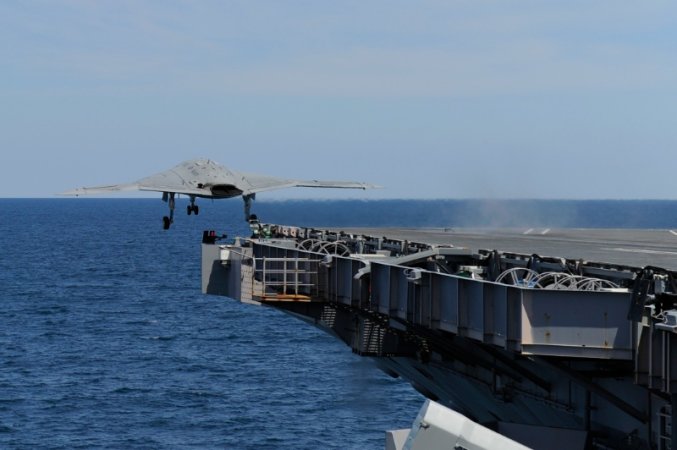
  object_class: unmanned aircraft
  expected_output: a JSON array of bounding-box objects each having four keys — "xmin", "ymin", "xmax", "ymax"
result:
[{"xmin": 62, "ymin": 158, "xmax": 377, "ymax": 229}]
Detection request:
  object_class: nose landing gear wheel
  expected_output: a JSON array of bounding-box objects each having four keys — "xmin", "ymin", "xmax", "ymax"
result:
[
  {"xmin": 193, "ymin": 205, "xmax": 199, "ymax": 215},
  {"xmin": 163, "ymin": 216, "xmax": 171, "ymax": 230}
]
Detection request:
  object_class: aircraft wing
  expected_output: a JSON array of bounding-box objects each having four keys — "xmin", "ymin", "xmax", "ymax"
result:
[
  {"xmin": 60, "ymin": 160, "xmax": 222, "ymax": 197},
  {"xmin": 238, "ymin": 172, "xmax": 378, "ymax": 195},
  {"xmin": 60, "ymin": 182, "xmax": 208, "ymax": 197},
  {"xmin": 60, "ymin": 182, "xmax": 142, "ymax": 196}
]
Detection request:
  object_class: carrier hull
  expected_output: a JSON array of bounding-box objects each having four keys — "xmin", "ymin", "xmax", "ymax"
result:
[{"xmin": 202, "ymin": 225, "xmax": 677, "ymax": 449}]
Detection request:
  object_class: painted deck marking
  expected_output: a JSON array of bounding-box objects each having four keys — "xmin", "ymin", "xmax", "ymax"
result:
[
  {"xmin": 605, "ymin": 247, "xmax": 677, "ymax": 256},
  {"xmin": 670, "ymin": 230, "xmax": 677, "ymax": 236},
  {"xmin": 523, "ymin": 228, "xmax": 534, "ymax": 235},
  {"xmin": 541, "ymin": 228, "xmax": 550, "ymax": 235}
]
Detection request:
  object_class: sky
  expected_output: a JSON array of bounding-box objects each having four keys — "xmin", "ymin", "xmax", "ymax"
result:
[{"xmin": 1, "ymin": 1, "xmax": 677, "ymax": 199}]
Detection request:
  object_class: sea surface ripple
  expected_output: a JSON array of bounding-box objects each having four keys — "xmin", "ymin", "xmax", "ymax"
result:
[{"xmin": 0, "ymin": 199, "xmax": 422, "ymax": 450}]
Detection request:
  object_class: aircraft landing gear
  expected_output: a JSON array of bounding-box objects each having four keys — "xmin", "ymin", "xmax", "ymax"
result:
[
  {"xmin": 162, "ymin": 191, "xmax": 175, "ymax": 229},
  {"xmin": 243, "ymin": 193, "xmax": 256, "ymax": 221},
  {"xmin": 187, "ymin": 196, "xmax": 199, "ymax": 215}
]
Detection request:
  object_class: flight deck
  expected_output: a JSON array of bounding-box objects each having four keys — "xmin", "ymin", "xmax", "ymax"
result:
[{"xmin": 339, "ymin": 227, "xmax": 677, "ymax": 270}]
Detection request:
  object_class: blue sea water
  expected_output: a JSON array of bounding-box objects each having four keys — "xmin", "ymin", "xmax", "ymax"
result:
[{"xmin": 2, "ymin": 198, "xmax": 677, "ymax": 449}]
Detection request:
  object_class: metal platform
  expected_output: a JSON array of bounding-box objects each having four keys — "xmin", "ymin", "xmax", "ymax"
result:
[{"xmin": 202, "ymin": 225, "xmax": 677, "ymax": 450}]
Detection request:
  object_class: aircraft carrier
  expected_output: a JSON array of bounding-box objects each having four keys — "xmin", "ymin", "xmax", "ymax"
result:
[{"xmin": 201, "ymin": 224, "xmax": 677, "ymax": 449}]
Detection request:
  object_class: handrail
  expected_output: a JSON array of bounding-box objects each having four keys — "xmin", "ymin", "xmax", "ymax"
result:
[{"xmin": 254, "ymin": 256, "xmax": 320, "ymax": 296}]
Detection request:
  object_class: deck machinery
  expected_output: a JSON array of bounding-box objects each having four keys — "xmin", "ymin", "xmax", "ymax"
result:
[{"xmin": 201, "ymin": 224, "xmax": 677, "ymax": 450}]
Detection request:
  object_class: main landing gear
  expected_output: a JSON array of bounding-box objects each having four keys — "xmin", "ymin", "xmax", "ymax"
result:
[
  {"xmin": 187, "ymin": 196, "xmax": 199, "ymax": 215},
  {"xmin": 162, "ymin": 193, "xmax": 201, "ymax": 229},
  {"xmin": 243, "ymin": 193, "xmax": 255, "ymax": 221},
  {"xmin": 162, "ymin": 191, "xmax": 175, "ymax": 230}
]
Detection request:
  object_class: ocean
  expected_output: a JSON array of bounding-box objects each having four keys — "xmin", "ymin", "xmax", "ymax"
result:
[{"xmin": 2, "ymin": 198, "xmax": 677, "ymax": 449}]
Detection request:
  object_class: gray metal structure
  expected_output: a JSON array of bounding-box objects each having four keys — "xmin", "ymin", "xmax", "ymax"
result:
[
  {"xmin": 202, "ymin": 224, "xmax": 677, "ymax": 450},
  {"xmin": 62, "ymin": 159, "xmax": 376, "ymax": 228},
  {"xmin": 401, "ymin": 399, "xmax": 532, "ymax": 450}
]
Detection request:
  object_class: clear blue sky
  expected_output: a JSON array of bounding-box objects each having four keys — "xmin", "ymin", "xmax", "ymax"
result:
[{"xmin": 2, "ymin": 1, "xmax": 676, "ymax": 199}]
